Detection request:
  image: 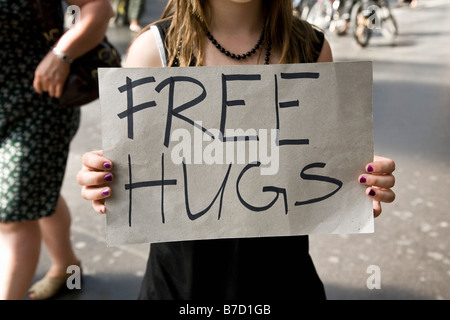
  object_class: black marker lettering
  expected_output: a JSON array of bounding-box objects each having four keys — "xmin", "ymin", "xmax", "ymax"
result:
[
  {"xmin": 274, "ymin": 73, "xmax": 320, "ymax": 146},
  {"xmin": 117, "ymin": 77, "xmax": 157, "ymax": 139},
  {"xmin": 125, "ymin": 153, "xmax": 177, "ymax": 225},
  {"xmin": 155, "ymin": 76, "xmax": 212, "ymax": 148},
  {"xmin": 280, "ymin": 72, "xmax": 320, "ymax": 79},
  {"xmin": 236, "ymin": 161, "xmax": 288, "ymax": 213},
  {"xmin": 295, "ymin": 162, "xmax": 343, "ymax": 206},
  {"xmin": 182, "ymin": 159, "xmax": 232, "ymax": 220},
  {"xmin": 220, "ymin": 74, "xmax": 261, "ymax": 142}
]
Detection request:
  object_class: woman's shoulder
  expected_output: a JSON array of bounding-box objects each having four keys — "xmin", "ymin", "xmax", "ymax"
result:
[
  {"xmin": 293, "ymin": 18, "xmax": 327, "ymax": 62},
  {"xmin": 125, "ymin": 27, "xmax": 164, "ymax": 68}
]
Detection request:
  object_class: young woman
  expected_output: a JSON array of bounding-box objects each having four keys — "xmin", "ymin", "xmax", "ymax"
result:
[{"xmin": 77, "ymin": 0, "xmax": 396, "ymax": 299}]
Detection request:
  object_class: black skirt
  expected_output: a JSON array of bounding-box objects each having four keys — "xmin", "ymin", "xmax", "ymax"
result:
[{"xmin": 138, "ymin": 235, "xmax": 326, "ymax": 300}]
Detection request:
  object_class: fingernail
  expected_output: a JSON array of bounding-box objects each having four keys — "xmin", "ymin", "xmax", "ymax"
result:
[
  {"xmin": 103, "ymin": 162, "xmax": 111, "ymax": 169},
  {"xmin": 359, "ymin": 176, "xmax": 367, "ymax": 183},
  {"xmin": 102, "ymin": 189, "xmax": 109, "ymax": 196},
  {"xmin": 105, "ymin": 174, "xmax": 112, "ymax": 181},
  {"xmin": 99, "ymin": 208, "xmax": 104, "ymax": 214},
  {"xmin": 367, "ymin": 165, "xmax": 374, "ymax": 172},
  {"xmin": 369, "ymin": 189, "xmax": 376, "ymax": 196}
]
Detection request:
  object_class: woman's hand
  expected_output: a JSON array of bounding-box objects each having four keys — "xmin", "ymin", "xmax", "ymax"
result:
[
  {"xmin": 33, "ymin": 50, "xmax": 70, "ymax": 98},
  {"xmin": 77, "ymin": 150, "xmax": 113, "ymax": 214},
  {"xmin": 359, "ymin": 155, "xmax": 396, "ymax": 218}
]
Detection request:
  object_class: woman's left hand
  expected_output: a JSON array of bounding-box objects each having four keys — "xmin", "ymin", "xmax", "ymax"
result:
[
  {"xmin": 33, "ymin": 50, "xmax": 70, "ymax": 98},
  {"xmin": 359, "ymin": 155, "xmax": 396, "ymax": 218}
]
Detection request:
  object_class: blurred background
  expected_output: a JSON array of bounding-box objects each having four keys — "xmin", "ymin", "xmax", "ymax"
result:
[{"xmin": 34, "ymin": 0, "xmax": 450, "ymax": 300}]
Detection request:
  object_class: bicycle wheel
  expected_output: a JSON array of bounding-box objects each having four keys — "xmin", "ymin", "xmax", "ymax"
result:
[
  {"xmin": 307, "ymin": 0, "xmax": 333, "ymax": 30},
  {"xmin": 379, "ymin": 5, "xmax": 398, "ymax": 41},
  {"xmin": 350, "ymin": 1, "xmax": 372, "ymax": 47}
]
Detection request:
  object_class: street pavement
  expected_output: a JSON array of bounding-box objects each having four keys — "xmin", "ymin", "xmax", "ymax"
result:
[{"xmin": 32, "ymin": 0, "xmax": 450, "ymax": 300}]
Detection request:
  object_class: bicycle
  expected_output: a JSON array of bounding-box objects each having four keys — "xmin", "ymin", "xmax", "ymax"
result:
[
  {"xmin": 298, "ymin": 0, "xmax": 351, "ymax": 36},
  {"xmin": 350, "ymin": 0, "xmax": 398, "ymax": 47},
  {"xmin": 296, "ymin": 0, "xmax": 398, "ymax": 47}
]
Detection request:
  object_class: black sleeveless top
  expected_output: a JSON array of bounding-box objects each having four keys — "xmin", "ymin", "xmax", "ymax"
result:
[{"xmin": 138, "ymin": 20, "xmax": 326, "ymax": 300}]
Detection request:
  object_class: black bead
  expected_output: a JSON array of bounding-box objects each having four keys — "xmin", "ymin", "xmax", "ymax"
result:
[
  {"xmin": 241, "ymin": 54, "xmax": 247, "ymax": 59},
  {"xmin": 230, "ymin": 53, "xmax": 235, "ymax": 59},
  {"xmin": 225, "ymin": 51, "xmax": 230, "ymax": 56}
]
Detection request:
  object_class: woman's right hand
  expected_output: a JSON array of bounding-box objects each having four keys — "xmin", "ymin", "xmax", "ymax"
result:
[{"xmin": 77, "ymin": 150, "xmax": 113, "ymax": 214}]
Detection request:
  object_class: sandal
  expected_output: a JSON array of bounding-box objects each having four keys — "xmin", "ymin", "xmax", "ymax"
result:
[{"xmin": 28, "ymin": 263, "xmax": 82, "ymax": 300}]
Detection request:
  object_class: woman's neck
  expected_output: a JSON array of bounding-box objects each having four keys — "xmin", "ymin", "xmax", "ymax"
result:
[
  {"xmin": 202, "ymin": 0, "xmax": 274, "ymax": 66},
  {"xmin": 207, "ymin": 0, "xmax": 264, "ymax": 36}
]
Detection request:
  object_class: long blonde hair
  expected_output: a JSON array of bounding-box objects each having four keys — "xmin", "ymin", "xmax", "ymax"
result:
[{"xmin": 138, "ymin": 0, "xmax": 321, "ymax": 66}]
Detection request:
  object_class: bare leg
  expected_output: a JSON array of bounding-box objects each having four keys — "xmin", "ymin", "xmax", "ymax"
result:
[
  {"xmin": 0, "ymin": 220, "xmax": 41, "ymax": 300},
  {"xmin": 27, "ymin": 195, "xmax": 80, "ymax": 300},
  {"xmin": 38, "ymin": 195, "xmax": 80, "ymax": 279}
]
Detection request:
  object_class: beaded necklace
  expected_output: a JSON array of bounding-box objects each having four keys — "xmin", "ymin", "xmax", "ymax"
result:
[
  {"xmin": 173, "ymin": 27, "xmax": 271, "ymax": 66},
  {"xmin": 206, "ymin": 27, "xmax": 271, "ymax": 65}
]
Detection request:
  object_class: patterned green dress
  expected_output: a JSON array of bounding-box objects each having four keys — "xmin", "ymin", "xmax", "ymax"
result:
[{"xmin": 0, "ymin": 0, "xmax": 80, "ymax": 222}]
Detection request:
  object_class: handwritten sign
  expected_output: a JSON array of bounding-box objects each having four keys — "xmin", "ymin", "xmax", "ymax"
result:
[{"xmin": 99, "ymin": 61, "xmax": 374, "ymax": 246}]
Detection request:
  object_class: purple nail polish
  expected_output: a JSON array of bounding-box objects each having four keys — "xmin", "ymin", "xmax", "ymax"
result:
[
  {"xmin": 369, "ymin": 189, "xmax": 376, "ymax": 196},
  {"xmin": 360, "ymin": 177, "xmax": 367, "ymax": 183},
  {"xmin": 105, "ymin": 174, "xmax": 112, "ymax": 181},
  {"xmin": 99, "ymin": 208, "xmax": 104, "ymax": 214},
  {"xmin": 367, "ymin": 165, "xmax": 374, "ymax": 172},
  {"xmin": 102, "ymin": 190, "xmax": 109, "ymax": 196},
  {"xmin": 103, "ymin": 162, "xmax": 111, "ymax": 169}
]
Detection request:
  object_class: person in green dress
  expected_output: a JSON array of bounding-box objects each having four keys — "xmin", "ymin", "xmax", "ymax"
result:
[{"xmin": 0, "ymin": 0, "xmax": 114, "ymax": 300}]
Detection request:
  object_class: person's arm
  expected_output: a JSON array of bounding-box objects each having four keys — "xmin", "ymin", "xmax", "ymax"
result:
[
  {"xmin": 33, "ymin": 0, "xmax": 114, "ymax": 98},
  {"xmin": 77, "ymin": 28, "xmax": 163, "ymax": 214},
  {"xmin": 124, "ymin": 27, "xmax": 164, "ymax": 68}
]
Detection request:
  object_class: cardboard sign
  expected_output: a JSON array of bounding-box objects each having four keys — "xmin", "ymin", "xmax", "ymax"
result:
[{"xmin": 99, "ymin": 61, "xmax": 374, "ymax": 246}]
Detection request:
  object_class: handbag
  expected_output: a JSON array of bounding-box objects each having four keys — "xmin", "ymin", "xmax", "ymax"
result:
[
  {"xmin": 58, "ymin": 38, "xmax": 122, "ymax": 107},
  {"xmin": 36, "ymin": 0, "xmax": 122, "ymax": 107}
]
